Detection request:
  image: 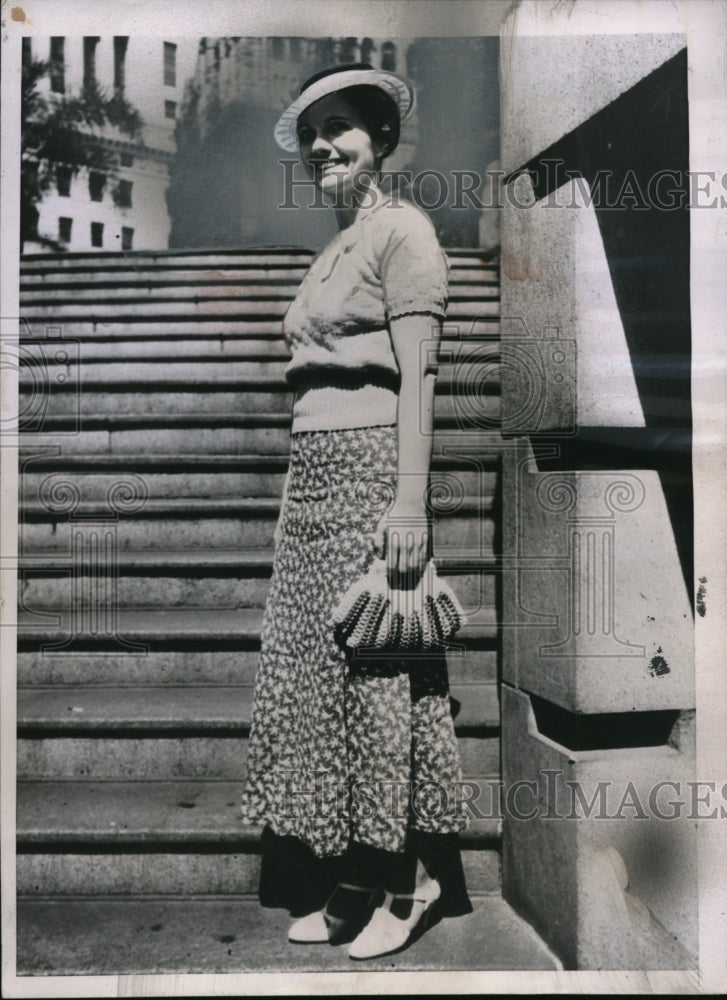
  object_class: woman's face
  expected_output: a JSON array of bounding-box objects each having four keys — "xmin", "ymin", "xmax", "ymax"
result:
[{"xmin": 297, "ymin": 92, "xmax": 380, "ymax": 200}]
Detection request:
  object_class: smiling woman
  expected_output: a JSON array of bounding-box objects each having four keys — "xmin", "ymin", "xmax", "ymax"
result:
[{"xmin": 240, "ymin": 63, "xmax": 472, "ymax": 961}]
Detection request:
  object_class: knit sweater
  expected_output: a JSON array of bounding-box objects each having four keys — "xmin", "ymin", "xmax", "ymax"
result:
[{"xmin": 282, "ymin": 198, "xmax": 449, "ymax": 432}]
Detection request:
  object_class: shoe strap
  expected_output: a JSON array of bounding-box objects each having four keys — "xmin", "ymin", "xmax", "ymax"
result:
[{"xmin": 387, "ymin": 878, "xmax": 441, "ymax": 905}]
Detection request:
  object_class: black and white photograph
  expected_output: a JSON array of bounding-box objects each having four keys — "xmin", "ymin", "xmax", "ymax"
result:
[{"xmin": 1, "ymin": 0, "xmax": 726, "ymax": 995}]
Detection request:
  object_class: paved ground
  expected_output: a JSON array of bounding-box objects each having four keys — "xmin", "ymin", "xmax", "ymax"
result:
[{"xmin": 17, "ymin": 894, "xmax": 558, "ymax": 975}]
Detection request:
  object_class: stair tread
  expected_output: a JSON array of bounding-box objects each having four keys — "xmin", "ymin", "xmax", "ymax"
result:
[
  {"xmin": 15, "ymin": 895, "xmax": 555, "ymax": 974},
  {"xmin": 20, "ymin": 283, "xmax": 499, "ymax": 303},
  {"xmin": 21, "ymin": 496, "xmax": 282, "ymax": 516},
  {"xmin": 17, "ymin": 681, "xmax": 500, "ymax": 731},
  {"xmin": 19, "ymin": 338, "xmax": 499, "ymax": 362},
  {"xmin": 16, "ymin": 779, "xmax": 501, "ymax": 843},
  {"xmin": 16, "ymin": 606, "xmax": 498, "ymax": 643},
  {"xmin": 23, "ymin": 301, "xmax": 500, "ymax": 321},
  {"xmin": 18, "ymin": 449, "xmax": 505, "ymax": 471},
  {"xmin": 20, "ymin": 275, "xmax": 499, "ymax": 294},
  {"xmin": 20, "ymin": 493, "xmax": 493, "ymax": 518},
  {"xmin": 18, "ymin": 367, "xmax": 499, "ymax": 387},
  {"xmin": 18, "ymin": 547, "xmax": 498, "ymax": 571}
]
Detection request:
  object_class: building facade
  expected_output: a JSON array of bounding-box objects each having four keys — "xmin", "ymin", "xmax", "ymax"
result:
[{"xmin": 24, "ymin": 35, "xmax": 196, "ymax": 253}]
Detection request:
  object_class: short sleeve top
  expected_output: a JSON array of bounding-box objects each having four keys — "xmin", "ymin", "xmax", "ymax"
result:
[{"xmin": 282, "ymin": 197, "xmax": 448, "ymax": 431}]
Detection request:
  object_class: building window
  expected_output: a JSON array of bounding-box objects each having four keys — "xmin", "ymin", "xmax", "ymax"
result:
[
  {"xmin": 120, "ymin": 152, "xmax": 134, "ymax": 167},
  {"xmin": 289, "ymin": 37, "xmax": 301, "ymax": 62},
  {"xmin": 50, "ymin": 37, "xmax": 65, "ymax": 93},
  {"xmin": 91, "ymin": 222, "xmax": 104, "ymax": 248},
  {"xmin": 116, "ymin": 179, "xmax": 133, "ymax": 208},
  {"xmin": 361, "ymin": 38, "xmax": 375, "ymax": 64},
  {"xmin": 83, "ymin": 36, "xmax": 100, "ymax": 88},
  {"xmin": 317, "ymin": 38, "xmax": 334, "ymax": 66},
  {"xmin": 121, "ymin": 227, "xmax": 134, "ymax": 251},
  {"xmin": 88, "ymin": 171, "xmax": 105, "ymax": 202},
  {"xmin": 381, "ymin": 42, "xmax": 397, "ymax": 72},
  {"xmin": 114, "ymin": 36, "xmax": 128, "ymax": 94},
  {"xmin": 56, "ymin": 165, "xmax": 72, "ymax": 197},
  {"xmin": 163, "ymin": 41, "xmax": 177, "ymax": 86},
  {"xmin": 342, "ymin": 37, "xmax": 358, "ymax": 62},
  {"xmin": 271, "ymin": 37, "xmax": 284, "ymax": 60},
  {"xmin": 164, "ymin": 100, "xmax": 176, "ymax": 119},
  {"xmin": 58, "ymin": 217, "xmax": 73, "ymax": 243}
]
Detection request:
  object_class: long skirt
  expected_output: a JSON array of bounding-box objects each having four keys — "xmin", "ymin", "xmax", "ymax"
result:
[{"xmin": 240, "ymin": 424, "xmax": 471, "ymax": 917}]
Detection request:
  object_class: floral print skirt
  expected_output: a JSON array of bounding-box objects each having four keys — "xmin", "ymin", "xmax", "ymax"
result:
[{"xmin": 240, "ymin": 425, "xmax": 469, "ymax": 908}]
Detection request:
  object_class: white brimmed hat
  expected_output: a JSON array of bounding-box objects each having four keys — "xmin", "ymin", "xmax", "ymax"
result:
[{"xmin": 274, "ymin": 63, "xmax": 415, "ymax": 152}]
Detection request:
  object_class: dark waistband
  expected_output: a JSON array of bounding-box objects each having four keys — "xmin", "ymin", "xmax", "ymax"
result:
[{"xmin": 286, "ymin": 367, "xmax": 400, "ymax": 394}]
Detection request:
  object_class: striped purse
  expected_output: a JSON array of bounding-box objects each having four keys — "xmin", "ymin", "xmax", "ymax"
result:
[{"xmin": 332, "ymin": 558, "xmax": 466, "ymax": 654}]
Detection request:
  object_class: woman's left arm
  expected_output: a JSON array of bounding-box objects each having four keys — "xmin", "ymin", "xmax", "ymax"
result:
[{"xmin": 373, "ymin": 312, "xmax": 441, "ymax": 586}]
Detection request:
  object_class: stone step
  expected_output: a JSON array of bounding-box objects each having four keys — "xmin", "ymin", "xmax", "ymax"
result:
[
  {"xmin": 21, "ymin": 464, "xmax": 495, "ymax": 501},
  {"xmin": 17, "ymin": 732, "xmax": 499, "ymax": 781},
  {"xmin": 20, "ymin": 245, "xmax": 496, "ymax": 269},
  {"xmin": 17, "ymin": 646, "xmax": 499, "ymax": 686},
  {"xmin": 20, "ymin": 267, "xmax": 498, "ymax": 292},
  {"xmin": 20, "ymin": 507, "xmax": 496, "ymax": 553},
  {"xmin": 22, "ymin": 319, "xmax": 290, "ymax": 338},
  {"xmin": 19, "ymin": 335, "xmax": 499, "ymax": 364},
  {"xmin": 17, "ymin": 848, "xmax": 501, "ymax": 899},
  {"xmin": 20, "ymin": 282, "xmax": 500, "ymax": 306},
  {"xmin": 20, "ymin": 556, "xmax": 497, "ymax": 610},
  {"xmin": 20, "ymin": 268, "xmax": 311, "ymax": 288},
  {"xmin": 20, "ymin": 491, "xmax": 494, "ymax": 518},
  {"xmin": 21, "ymin": 388, "xmax": 296, "ymax": 417},
  {"xmin": 20, "ymin": 248, "xmax": 318, "ymax": 269},
  {"xmin": 15, "ymin": 895, "xmax": 557, "ymax": 975},
  {"xmin": 18, "ymin": 448, "xmax": 504, "ymax": 474},
  {"xmin": 16, "ymin": 780, "xmax": 501, "ymax": 848},
  {"xmin": 24, "ymin": 337, "xmax": 291, "ymax": 362},
  {"xmin": 20, "ymin": 404, "xmax": 501, "ymax": 440},
  {"xmin": 21, "ymin": 316, "xmax": 500, "ymax": 341},
  {"xmin": 17, "ymin": 682, "xmax": 500, "ymax": 733},
  {"xmin": 19, "ymin": 363, "xmax": 500, "ymax": 393},
  {"xmin": 17, "ymin": 606, "xmax": 498, "ymax": 651},
  {"xmin": 21, "ymin": 428, "xmax": 501, "ymax": 463},
  {"xmin": 23, "ymin": 424, "xmax": 294, "ymax": 456},
  {"xmin": 16, "ymin": 781, "xmax": 501, "ymax": 893},
  {"xmin": 19, "ymin": 387, "xmax": 501, "ymax": 427},
  {"xmin": 23, "ymin": 298, "xmax": 501, "ymax": 323}
]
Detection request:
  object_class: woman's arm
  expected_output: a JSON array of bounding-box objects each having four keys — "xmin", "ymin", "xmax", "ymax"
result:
[{"xmin": 373, "ymin": 312, "xmax": 442, "ymax": 586}]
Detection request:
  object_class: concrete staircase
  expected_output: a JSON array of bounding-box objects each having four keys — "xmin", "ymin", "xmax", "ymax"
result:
[{"xmin": 16, "ymin": 247, "xmax": 556, "ymax": 973}]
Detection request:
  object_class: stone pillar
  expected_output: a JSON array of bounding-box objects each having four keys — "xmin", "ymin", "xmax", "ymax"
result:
[{"xmin": 498, "ymin": 1, "xmax": 696, "ymax": 969}]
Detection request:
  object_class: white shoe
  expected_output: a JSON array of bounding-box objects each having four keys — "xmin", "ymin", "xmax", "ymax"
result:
[
  {"xmin": 348, "ymin": 878, "xmax": 441, "ymax": 960},
  {"xmin": 288, "ymin": 910, "xmax": 329, "ymax": 944},
  {"xmin": 288, "ymin": 883, "xmax": 381, "ymax": 945}
]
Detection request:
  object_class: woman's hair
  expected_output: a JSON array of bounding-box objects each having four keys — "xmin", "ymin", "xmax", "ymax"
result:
[{"xmin": 334, "ymin": 85, "xmax": 401, "ymax": 159}]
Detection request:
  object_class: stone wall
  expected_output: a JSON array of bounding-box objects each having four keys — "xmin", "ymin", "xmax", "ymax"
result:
[{"xmin": 498, "ymin": 1, "xmax": 696, "ymax": 969}]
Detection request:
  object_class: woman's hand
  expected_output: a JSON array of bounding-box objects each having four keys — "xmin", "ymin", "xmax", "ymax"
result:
[{"xmin": 373, "ymin": 499, "xmax": 431, "ymax": 589}]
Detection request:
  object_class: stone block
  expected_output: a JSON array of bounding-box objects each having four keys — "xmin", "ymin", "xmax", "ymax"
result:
[
  {"xmin": 501, "ymin": 177, "xmax": 646, "ymax": 435},
  {"xmin": 502, "ymin": 440, "xmax": 693, "ymax": 714},
  {"xmin": 501, "ymin": 684, "xmax": 698, "ymax": 969},
  {"xmin": 500, "ymin": 12, "xmax": 685, "ymax": 174}
]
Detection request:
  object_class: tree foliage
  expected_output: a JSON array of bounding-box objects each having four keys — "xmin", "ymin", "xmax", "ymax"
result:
[{"xmin": 21, "ymin": 56, "xmax": 144, "ymax": 246}]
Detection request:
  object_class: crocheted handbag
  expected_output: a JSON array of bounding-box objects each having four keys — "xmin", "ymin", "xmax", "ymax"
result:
[{"xmin": 332, "ymin": 558, "xmax": 466, "ymax": 653}]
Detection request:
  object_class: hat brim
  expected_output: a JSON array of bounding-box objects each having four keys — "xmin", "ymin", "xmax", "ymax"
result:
[{"xmin": 274, "ymin": 68, "xmax": 415, "ymax": 152}]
